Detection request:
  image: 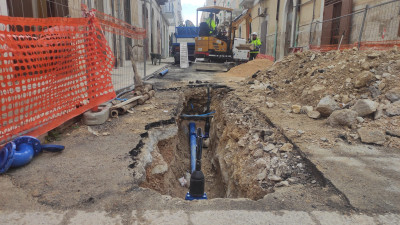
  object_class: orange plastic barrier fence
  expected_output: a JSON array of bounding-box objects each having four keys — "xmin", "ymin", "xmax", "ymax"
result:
[
  {"xmin": 310, "ymin": 40, "xmax": 400, "ymax": 52},
  {"xmin": 256, "ymin": 54, "xmax": 275, "ymax": 62},
  {"xmin": 93, "ymin": 9, "xmax": 147, "ymax": 40},
  {"xmin": 0, "ymin": 15, "xmax": 116, "ymax": 144}
]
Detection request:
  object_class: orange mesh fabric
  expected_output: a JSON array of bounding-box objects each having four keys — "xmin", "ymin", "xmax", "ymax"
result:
[
  {"xmin": 310, "ymin": 40, "xmax": 400, "ymax": 52},
  {"xmin": 256, "ymin": 54, "xmax": 275, "ymax": 61},
  {"xmin": 93, "ymin": 10, "xmax": 146, "ymax": 40},
  {"xmin": 0, "ymin": 15, "xmax": 115, "ymax": 144}
]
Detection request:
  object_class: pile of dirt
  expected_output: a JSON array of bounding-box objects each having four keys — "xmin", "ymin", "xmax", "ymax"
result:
[
  {"xmin": 242, "ymin": 48, "xmax": 400, "ymax": 148},
  {"xmin": 217, "ymin": 59, "xmax": 274, "ymax": 78}
]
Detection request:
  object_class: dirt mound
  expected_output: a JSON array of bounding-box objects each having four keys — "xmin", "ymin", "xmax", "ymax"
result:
[
  {"xmin": 249, "ymin": 49, "xmax": 400, "ymax": 106},
  {"xmin": 217, "ymin": 59, "xmax": 273, "ymax": 78},
  {"xmin": 243, "ymin": 48, "xmax": 400, "ymax": 148}
]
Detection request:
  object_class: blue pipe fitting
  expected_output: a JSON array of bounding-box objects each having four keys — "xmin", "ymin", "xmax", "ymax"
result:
[
  {"xmin": 14, "ymin": 136, "xmax": 42, "ymax": 156},
  {"xmin": 11, "ymin": 136, "xmax": 41, "ymax": 168},
  {"xmin": 0, "ymin": 142, "xmax": 16, "ymax": 174},
  {"xmin": 185, "ymin": 192, "xmax": 208, "ymax": 201},
  {"xmin": 159, "ymin": 69, "xmax": 169, "ymax": 76},
  {"xmin": 11, "ymin": 143, "xmax": 35, "ymax": 168},
  {"xmin": 0, "ymin": 136, "xmax": 64, "ymax": 174},
  {"xmin": 189, "ymin": 122, "xmax": 197, "ymax": 173}
]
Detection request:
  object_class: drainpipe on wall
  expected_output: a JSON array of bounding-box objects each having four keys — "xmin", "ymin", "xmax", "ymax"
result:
[
  {"xmin": 273, "ymin": 0, "xmax": 280, "ymax": 61},
  {"xmin": 291, "ymin": 0, "xmax": 299, "ymax": 48},
  {"xmin": 308, "ymin": 0, "xmax": 316, "ymax": 45}
]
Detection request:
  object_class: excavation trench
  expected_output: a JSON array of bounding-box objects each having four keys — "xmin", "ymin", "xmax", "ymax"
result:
[{"xmin": 140, "ymin": 87, "xmax": 324, "ymax": 200}]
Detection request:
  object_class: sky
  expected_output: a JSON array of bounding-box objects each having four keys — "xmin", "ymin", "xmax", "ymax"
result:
[{"xmin": 181, "ymin": 0, "xmax": 206, "ymax": 25}]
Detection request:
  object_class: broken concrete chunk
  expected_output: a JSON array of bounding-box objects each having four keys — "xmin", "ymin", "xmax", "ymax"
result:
[
  {"xmin": 300, "ymin": 106, "xmax": 313, "ymax": 114},
  {"xmin": 276, "ymin": 180, "xmax": 289, "ymax": 187},
  {"xmin": 356, "ymin": 117, "xmax": 364, "ymax": 123},
  {"xmin": 349, "ymin": 133, "xmax": 359, "ymax": 140},
  {"xmin": 307, "ymin": 111, "xmax": 321, "ymax": 119},
  {"xmin": 291, "ymin": 105, "xmax": 301, "ymax": 114},
  {"xmin": 327, "ymin": 109, "xmax": 358, "ymax": 127},
  {"xmin": 280, "ymin": 143, "xmax": 293, "ymax": 152},
  {"xmin": 351, "ymin": 99, "xmax": 379, "ymax": 117},
  {"xmin": 255, "ymin": 158, "xmax": 268, "ymax": 168},
  {"xmin": 385, "ymin": 88, "xmax": 400, "ymax": 103},
  {"xmin": 316, "ymin": 96, "xmax": 339, "ymax": 117},
  {"xmin": 386, "ymin": 101, "xmax": 400, "ymax": 117},
  {"xmin": 268, "ymin": 175, "xmax": 282, "ymax": 182},
  {"xmin": 358, "ymin": 127, "xmax": 386, "ymax": 145},
  {"xmin": 354, "ymin": 71, "xmax": 375, "ymax": 88},
  {"xmin": 361, "ymin": 62, "xmax": 370, "ymax": 70},
  {"xmin": 263, "ymin": 143, "xmax": 276, "ymax": 152},
  {"xmin": 238, "ymin": 137, "xmax": 247, "ymax": 147},
  {"xmin": 257, "ymin": 170, "xmax": 267, "ymax": 180},
  {"xmin": 266, "ymin": 102, "xmax": 275, "ymax": 108},
  {"xmin": 310, "ymin": 54, "xmax": 316, "ymax": 61},
  {"xmin": 367, "ymin": 52, "xmax": 380, "ymax": 59},
  {"xmin": 151, "ymin": 164, "xmax": 168, "ymax": 175}
]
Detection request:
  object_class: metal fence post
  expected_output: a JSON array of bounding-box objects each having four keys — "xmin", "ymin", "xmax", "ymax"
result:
[
  {"xmin": 358, "ymin": 5, "xmax": 369, "ymax": 49},
  {"xmin": 144, "ymin": 37, "xmax": 147, "ymax": 77}
]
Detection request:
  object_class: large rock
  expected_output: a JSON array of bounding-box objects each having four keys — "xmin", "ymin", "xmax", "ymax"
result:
[
  {"xmin": 354, "ymin": 71, "xmax": 374, "ymax": 88},
  {"xmin": 358, "ymin": 128, "xmax": 386, "ymax": 145},
  {"xmin": 316, "ymin": 96, "xmax": 339, "ymax": 117},
  {"xmin": 307, "ymin": 111, "xmax": 321, "ymax": 119},
  {"xmin": 327, "ymin": 109, "xmax": 358, "ymax": 127},
  {"xmin": 385, "ymin": 88, "xmax": 400, "ymax": 102},
  {"xmin": 351, "ymin": 99, "xmax": 379, "ymax": 117},
  {"xmin": 386, "ymin": 101, "xmax": 400, "ymax": 116}
]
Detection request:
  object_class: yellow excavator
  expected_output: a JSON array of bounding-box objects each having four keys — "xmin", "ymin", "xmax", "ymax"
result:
[{"xmin": 194, "ymin": 6, "xmax": 249, "ymax": 71}]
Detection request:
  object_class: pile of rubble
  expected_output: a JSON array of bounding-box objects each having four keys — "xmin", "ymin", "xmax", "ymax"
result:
[
  {"xmin": 245, "ymin": 48, "xmax": 400, "ymax": 147},
  {"xmin": 211, "ymin": 93, "xmax": 315, "ymax": 199}
]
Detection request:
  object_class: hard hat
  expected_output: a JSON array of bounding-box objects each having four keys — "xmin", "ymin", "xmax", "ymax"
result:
[{"xmin": 252, "ymin": 32, "xmax": 258, "ymax": 36}]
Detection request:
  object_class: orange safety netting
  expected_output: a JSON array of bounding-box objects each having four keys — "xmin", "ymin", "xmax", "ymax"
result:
[
  {"xmin": 0, "ymin": 15, "xmax": 116, "ymax": 144},
  {"xmin": 92, "ymin": 9, "xmax": 146, "ymax": 40},
  {"xmin": 310, "ymin": 40, "xmax": 400, "ymax": 52},
  {"xmin": 256, "ymin": 54, "xmax": 275, "ymax": 62}
]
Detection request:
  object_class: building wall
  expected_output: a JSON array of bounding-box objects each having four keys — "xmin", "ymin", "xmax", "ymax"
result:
[{"xmin": 351, "ymin": 0, "xmax": 400, "ymax": 43}]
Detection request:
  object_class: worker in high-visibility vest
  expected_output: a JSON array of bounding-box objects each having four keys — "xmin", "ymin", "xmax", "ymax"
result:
[
  {"xmin": 206, "ymin": 13, "xmax": 216, "ymax": 35},
  {"xmin": 249, "ymin": 32, "xmax": 262, "ymax": 60}
]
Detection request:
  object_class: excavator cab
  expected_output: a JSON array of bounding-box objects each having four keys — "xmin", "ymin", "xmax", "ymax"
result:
[{"xmin": 195, "ymin": 6, "xmax": 234, "ymax": 63}]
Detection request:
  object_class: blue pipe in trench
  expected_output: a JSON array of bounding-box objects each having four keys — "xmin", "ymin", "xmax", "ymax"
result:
[{"xmin": 189, "ymin": 122, "xmax": 197, "ymax": 173}]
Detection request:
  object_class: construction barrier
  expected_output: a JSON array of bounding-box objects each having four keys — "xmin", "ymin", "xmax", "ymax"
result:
[
  {"xmin": 310, "ymin": 40, "xmax": 400, "ymax": 52},
  {"xmin": 0, "ymin": 13, "xmax": 117, "ymax": 144},
  {"xmin": 256, "ymin": 54, "xmax": 275, "ymax": 62}
]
